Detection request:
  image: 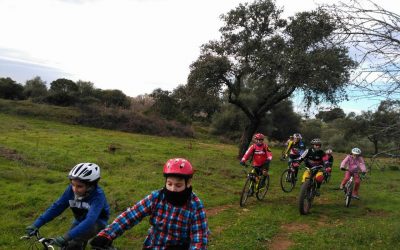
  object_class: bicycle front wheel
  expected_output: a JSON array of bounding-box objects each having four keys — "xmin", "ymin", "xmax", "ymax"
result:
[
  {"xmin": 299, "ymin": 179, "xmax": 313, "ymax": 215},
  {"xmin": 240, "ymin": 178, "xmax": 254, "ymax": 207},
  {"xmin": 324, "ymin": 173, "xmax": 331, "ymax": 183},
  {"xmin": 280, "ymin": 169, "xmax": 295, "ymax": 193},
  {"xmin": 345, "ymin": 182, "xmax": 354, "ymax": 207},
  {"xmin": 256, "ymin": 175, "xmax": 270, "ymax": 200}
]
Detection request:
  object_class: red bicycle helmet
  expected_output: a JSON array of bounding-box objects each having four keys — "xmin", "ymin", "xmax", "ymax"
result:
[
  {"xmin": 254, "ymin": 133, "xmax": 265, "ymax": 140},
  {"xmin": 163, "ymin": 158, "xmax": 194, "ymax": 178}
]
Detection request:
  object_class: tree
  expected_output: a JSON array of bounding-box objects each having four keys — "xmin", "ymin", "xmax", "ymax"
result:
[
  {"xmin": 210, "ymin": 97, "xmax": 300, "ymax": 143},
  {"xmin": 76, "ymin": 80, "xmax": 96, "ymax": 97},
  {"xmin": 0, "ymin": 77, "xmax": 25, "ymax": 100},
  {"xmin": 172, "ymin": 83, "xmax": 221, "ymax": 123},
  {"xmin": 300, "ymin": 119, "xmax": 323, "ymax": 145},
  {"xmin": 47, "ymin": 78, "xmax": 78, "ymax": 106},
  {"xmin": 338, "ymin": 100, "xmax": 400, "ymax": 154},
  {"xmin": 98, "ymin": 89, "xmax": 130, "ymax": 108},
  {"xmin": 23, "ymin": 76, "xmax": 48, "ymax": 102},
  {"xmin": 75, "ymin": 80, "xmax": 100, "ymax": 105},
  {"xmin": 188, "ymin": 0, "xmax": 356, "ymax": 156},
  {"xmin": 322, "ymin": 0, "xmax": 400, "ymax": 99},
  {"xmin": 316, "ymin": 107, "xmax": 346, "ymax": 122},
  {"xmin": 364, "ymin": 100, "xmax": 400, "ymax": 153},
  {"xmin": 49, "ymin": 78, "xmax": 78, "ymax": 94},
  {"xmin": 149, "ymin": 88, "xmax": 177, "ymax": 120},
  {"xmin": 269, "ymin": 100, "xmax": 301, "ymax": 141}
]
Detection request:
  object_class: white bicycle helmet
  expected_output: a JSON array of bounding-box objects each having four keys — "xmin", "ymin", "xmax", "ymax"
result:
[
  {"xmin": 293, "ymin": 133, "xmax": 302, "ymax": 140},
  {"xmin": 351, "ymin": 148, "xmax": 362, "ymax": 155},
  {"xmin": 325, "ymin": 149, "xmax": 333, "ymax": 154},
  {"xmin": 311, "ymin": 138, "xmax": 322, "ymax": 145},
  {"xmin": 68, "ymin": 163, "xmax": 100, "ymax": 182}
]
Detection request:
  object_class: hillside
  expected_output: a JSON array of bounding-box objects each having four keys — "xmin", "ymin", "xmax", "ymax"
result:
[{"xmin": 0, "ymin": 113, "xmax": 399, "ymax": 249}]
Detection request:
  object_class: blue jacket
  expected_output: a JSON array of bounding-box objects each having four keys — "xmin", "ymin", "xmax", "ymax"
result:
[{"xmin": 33, "ymin": 185, "xmax": 110, "ymax": 239}]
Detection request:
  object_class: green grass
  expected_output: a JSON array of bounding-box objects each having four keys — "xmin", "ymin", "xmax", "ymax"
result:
[{"xmin": 0, "ymin": 113, "xmax": 399, "ymax": 249}]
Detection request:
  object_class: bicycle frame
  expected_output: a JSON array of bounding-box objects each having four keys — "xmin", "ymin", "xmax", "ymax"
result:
[
  {"xmin": 343, "ymin": 169, "xmax": 365, "ymax": 207},
  {"xmin": 240, "ymin": 165, "xmax": 270, "ymax": 206}
]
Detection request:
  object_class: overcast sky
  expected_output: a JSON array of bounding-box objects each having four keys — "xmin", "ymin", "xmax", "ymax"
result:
[{"xmin": 0, "ymin": 0, "xmax": 397, "ymax": 114}]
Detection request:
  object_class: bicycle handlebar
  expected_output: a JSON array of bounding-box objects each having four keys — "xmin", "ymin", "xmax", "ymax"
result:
[
  {"xmin": 20, "ymin": 231, "xmax": 55, "ymax": 250},
  {"xmin": 305, "ymin": 165, "xmax": 323, "ymax": 170}
]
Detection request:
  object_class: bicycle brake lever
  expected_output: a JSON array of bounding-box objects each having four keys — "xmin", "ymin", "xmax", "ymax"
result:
[{"xmin": 39, "ymin": 238, "xmax": 55, "ymax": 250}]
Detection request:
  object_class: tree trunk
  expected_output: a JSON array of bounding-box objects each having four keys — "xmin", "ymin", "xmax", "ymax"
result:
[
  {"xmin": 373, "ymin": 139, "xmax": 378, "ymax": 155},
  {"xmin": 238, "ymin": 119, "xmax": 260, "ymax": 158}
]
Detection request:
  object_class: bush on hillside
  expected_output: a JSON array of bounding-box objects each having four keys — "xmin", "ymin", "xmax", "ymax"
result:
[{"xmin": 77, "ymin": 105, "xmax": 193, "ymax": 137}]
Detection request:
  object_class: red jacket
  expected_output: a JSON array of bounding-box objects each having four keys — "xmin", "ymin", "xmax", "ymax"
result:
[{"xmin": 241, "ymin": 143, "xmax": 272, "ymax": 167}]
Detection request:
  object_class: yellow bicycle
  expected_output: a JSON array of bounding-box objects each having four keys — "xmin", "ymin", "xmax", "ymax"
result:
[{"xmin": 239, "ymin": 164, "xmax": 270, "ymax": 207}]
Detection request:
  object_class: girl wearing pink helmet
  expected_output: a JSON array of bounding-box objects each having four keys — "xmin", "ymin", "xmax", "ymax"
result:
[{"xmin": 91, "ymin": 158, "xmax": 209, "ymax": 250}]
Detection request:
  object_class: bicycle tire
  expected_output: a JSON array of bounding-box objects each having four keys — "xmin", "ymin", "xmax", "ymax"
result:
[
  {"xmin": 240, "ymin": 177, "xmax": 253, "ymax": 207},
  {"xmin": 256, "ymin": 175, "xmax": 270, "ymax": 200},
  {"xmin": 280, "ymin": 169, "xmax": 295, "ymax": 193},
  {"xmin": 324, "ymin": 173, "xmax": 331, "ymax": 183},
  {"xmin": 345, "ymin": 181, "xmax": 353, "ymax": 207},
  {"xmin": 299, "ymin": 179, "xmax": 313, "ymax": 215}
]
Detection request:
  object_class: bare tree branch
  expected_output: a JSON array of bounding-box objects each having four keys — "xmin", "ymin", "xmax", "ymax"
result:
[{"xmin": 322, "ymin": 0, "xmax": 400, "ymax": 99}]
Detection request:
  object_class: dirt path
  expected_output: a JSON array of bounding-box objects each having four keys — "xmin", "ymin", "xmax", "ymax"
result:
[
  {"xmin": 205, "ymin": 204, "xmax": 236, "ymax": 217},
  {"xmin": 268, "ymin": 222, "xmax": 312, "ymax": 250}
]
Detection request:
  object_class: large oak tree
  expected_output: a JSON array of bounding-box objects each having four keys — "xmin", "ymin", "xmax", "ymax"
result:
[{"xmin": 188, "ymin": 0, "xmax": 356, "ymax": 156}]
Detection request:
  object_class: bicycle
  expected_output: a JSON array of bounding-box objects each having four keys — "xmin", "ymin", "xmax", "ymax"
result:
[
  {"xmin": 342, "ymin": 169, "xmax": 366, "ymax": 207},
  {"xmin": 323, "ymin": 165, "xmax": 332, "ymax": 183},
  {"xmin": 280, "ymin": 160, "xmax": 301, "ymax": 193},
  {"xmin": 239, "ymin": 164, "xmax": 270, "ymax": 207},
  {"xmin": 20, "ymin": 230, "xmax": 55, "ymax": 250},
  {"xmin": 298, "ymin": 165, "xmax": 323, "ymax": 215}
]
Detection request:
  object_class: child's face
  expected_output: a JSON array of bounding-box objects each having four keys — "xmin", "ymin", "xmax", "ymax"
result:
[
  {"xmin": 71, "ymin": 179, "xmax": 88, "ymax": 196},
  {"xmin": 165, "ymin": 176, "xmax": 191, "ymax": 192}
]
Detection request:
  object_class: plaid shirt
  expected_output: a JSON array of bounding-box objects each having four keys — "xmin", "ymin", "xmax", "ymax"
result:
[{"xmin": 98, "ymin": 189, "xmax": 209, "ymax": 249}]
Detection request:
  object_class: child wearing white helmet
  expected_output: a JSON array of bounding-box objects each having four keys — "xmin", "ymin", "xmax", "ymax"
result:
[
  {"xmin": 25, "ymin": 163, "xmax": 110, "ymax": 249},
  {"xmin": 339, "ymin": 148, "xmax": 367, "ymax": 199}
]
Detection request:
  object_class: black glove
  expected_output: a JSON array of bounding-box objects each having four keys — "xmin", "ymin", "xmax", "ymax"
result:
[
  {"xmin": 52, "ymin": 236, "xmax": 67, "ymax": 247},
  {"xmin": 25, "ymin": 225, "xmax": 38, "ymax": 236},
  {"xmin": 240, "ymin": 161, "xmax": 246, "ymax": 166},
  {"xmin": 90, "ymin": 235, "xmax": 112, "ymax": 249}
]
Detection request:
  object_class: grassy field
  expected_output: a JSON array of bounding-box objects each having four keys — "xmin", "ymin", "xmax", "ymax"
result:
[{"xmin": 0, "ymin": 113, "xmax": 399, "ymax": 249}]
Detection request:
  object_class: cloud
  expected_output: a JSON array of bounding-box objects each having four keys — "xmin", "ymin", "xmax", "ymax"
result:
[{"xmin": 0, "ymin": 52, "xmax": 71, "ymax": 85}]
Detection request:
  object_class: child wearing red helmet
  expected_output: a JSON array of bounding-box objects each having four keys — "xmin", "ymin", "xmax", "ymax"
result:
[
  {"xmin": 90, "ymin": 158, "xmax": 209, "ymax": 250},
  {"xmin": 240, "ymin": 133, "xmax": 273, "ymax": 187}
]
